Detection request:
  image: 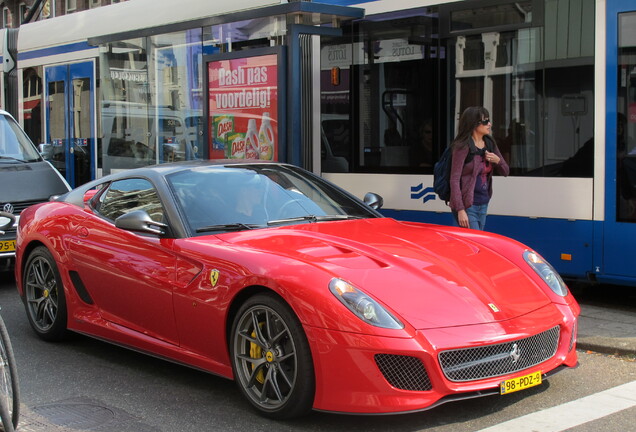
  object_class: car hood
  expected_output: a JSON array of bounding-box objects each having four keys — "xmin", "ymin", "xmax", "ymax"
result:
[
  {"xmin": 0, "ymin": 161, "xmax": 69, "ymax": 202},
  {"xmin": 219, "ymin": 218, "xmax": 551, "ymax": 330}
]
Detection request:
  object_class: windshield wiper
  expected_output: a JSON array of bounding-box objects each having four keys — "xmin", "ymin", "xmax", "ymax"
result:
[
  {"xmin": 0, "ymin": 156, "xmax": 27, "ymax": 163},
  {"xmin": 267, "ymin": 214, "xmax": 362, "ymax": 226},
  {"xmin": 196, "ymin": 223, "xmax": 263, "ymax": 233}
]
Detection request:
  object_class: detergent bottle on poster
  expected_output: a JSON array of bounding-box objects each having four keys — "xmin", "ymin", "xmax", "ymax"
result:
[
  {"xmin": 258, "ymin": 112, "xmax": 275, "ymax": 161},
  {"xmin": 244, "ymin": 119, "xmax": 260, "ymax": 160}
]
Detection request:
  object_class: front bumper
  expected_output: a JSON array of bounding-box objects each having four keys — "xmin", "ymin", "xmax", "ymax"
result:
[{"xmin": 305, "ymin": 303, "xmax": 579, "ymax": 414}]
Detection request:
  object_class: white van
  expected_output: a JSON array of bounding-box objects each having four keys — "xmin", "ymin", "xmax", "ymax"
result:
[{"xmin": 0, "ymin": 109, "xmax": 70, "ymax": 269}]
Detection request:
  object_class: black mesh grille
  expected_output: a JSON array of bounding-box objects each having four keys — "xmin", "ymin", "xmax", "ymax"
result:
[
  {"xmin": 438, "ymin": 326, "xmax": 560, "ymax": 382},
  {"xmin": 375, "ymin": 354, "xmax": 432, "ymax": 391}
]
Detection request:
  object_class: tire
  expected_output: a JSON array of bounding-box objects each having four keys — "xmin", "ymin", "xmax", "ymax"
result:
[
  {"xmin": 230, "ymin": 293, "xmax": 315, "ymax": 419},
  {"xmin": 0, "ymin": 315, "xmax": 18, "ymax": 432},
  {"xmin": 22, "ymin": 246, "xmax": 68, "ymax": 341},
  {"xmin": 0, "ymin": 395, "xmax": 14, "ymax": 432}
]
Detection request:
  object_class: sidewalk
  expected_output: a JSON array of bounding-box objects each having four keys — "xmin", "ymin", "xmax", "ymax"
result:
[{"xmin": 577, "ymin": 303, "xmax": 636, "ymax": 356}]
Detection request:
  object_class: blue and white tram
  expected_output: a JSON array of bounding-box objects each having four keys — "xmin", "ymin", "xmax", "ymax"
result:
[
  {"xmin": 317, "ymin": 0, "xmax": 636, "ymax": 286},
  {"xmin": 5, "ymin": 0, "xmax": 636, "ymax": 286}
]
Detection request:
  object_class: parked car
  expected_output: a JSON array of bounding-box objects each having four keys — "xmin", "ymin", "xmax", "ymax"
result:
[
  {"xmin": 0, "ymin": 109, "xmax": 70, "ymax": 270},
  {"xmin": 14, "ymin": 160, "xmax": 579, "ymax": 418}
]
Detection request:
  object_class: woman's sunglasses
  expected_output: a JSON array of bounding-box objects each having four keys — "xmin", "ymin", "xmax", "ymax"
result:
[{"xmin": 477, "ymin": 118, "xmax": 491, "ymax": 126}]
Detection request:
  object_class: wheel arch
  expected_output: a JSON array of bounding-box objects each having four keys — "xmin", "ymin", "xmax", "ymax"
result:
[
  {"xmin": 225, "ymin": 285, "xmax": 286, "ymax": 354},
  {"xmin": 17, "ymin": 240, "xmax": 47, "ymax": 295}
]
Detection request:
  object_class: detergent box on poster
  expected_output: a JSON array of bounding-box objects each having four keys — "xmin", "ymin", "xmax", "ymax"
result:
[
  {"xmin": 226, "ymin": 132, "xmax": 246, "ymax": 159},
  {"xmin": 212, "ymin": 115, "xmax": 234, "ymax": 150}
]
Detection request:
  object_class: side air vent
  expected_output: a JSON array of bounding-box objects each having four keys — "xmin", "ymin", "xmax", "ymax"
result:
[
  {"xmin": 375, "ymin": 354, "xmax": 433, "ymax": 391},
  {"xmin": 569, "ymin": 320, "xmax": 578, "ymax": 352},
  {"xmin": 69, "ymin": 271, "xmax": 94, "ymax": 305}
]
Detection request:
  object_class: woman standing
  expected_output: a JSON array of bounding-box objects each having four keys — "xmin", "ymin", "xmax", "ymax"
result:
[{"xmin": 449, "ymin": 107, "xmax": 509, "ymax": 230}]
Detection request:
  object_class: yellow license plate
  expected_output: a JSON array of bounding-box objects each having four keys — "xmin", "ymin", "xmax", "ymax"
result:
[
  {"xmin": 500, "ymin": 371, "xmax": 542, "ymax": 395},
  {"xmin": 0, "ymin": 240, "xmax": 16, "ymax": 252}
]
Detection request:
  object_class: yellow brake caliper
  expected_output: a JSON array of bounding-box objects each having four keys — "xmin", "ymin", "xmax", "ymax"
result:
[{"xmin": 250, "ymin": 323, "xmax": 265, "ymax": 384}]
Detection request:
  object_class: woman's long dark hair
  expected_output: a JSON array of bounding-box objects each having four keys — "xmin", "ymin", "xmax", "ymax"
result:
[{"xmin": 451, "ymin": 106, "xmax": 491, "ymax": 150}]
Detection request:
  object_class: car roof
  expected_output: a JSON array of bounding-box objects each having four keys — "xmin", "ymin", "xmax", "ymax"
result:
[
  {"xmin": 102, "ymin": 159, "xmax": 296, "ymax": 181},
  {"xmin": 61, "ymin": 160, "xmax": 299, "ymax": 207}
]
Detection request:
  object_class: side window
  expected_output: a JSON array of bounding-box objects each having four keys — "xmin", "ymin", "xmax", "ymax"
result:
[{"xmin": 96, "ymin": 178, "xmax": 164, "ymax": 223}]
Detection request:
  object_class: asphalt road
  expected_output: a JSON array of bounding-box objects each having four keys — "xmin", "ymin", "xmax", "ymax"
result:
[{"xmin": 1, "ymin": 271, "xmax": 634, "ymax": 432}]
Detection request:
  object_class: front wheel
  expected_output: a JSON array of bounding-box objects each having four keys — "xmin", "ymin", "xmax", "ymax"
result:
[
  {"xmin": 0, "ymin": 314, "xmax": 19, "ymax": 432},
  {"xmin": 22, "ymin": 246, "xmax": 68, "ymax": 341},
  {"xmin": 230, "ymin": 293, "xmax": 315, "ymax": 419}
]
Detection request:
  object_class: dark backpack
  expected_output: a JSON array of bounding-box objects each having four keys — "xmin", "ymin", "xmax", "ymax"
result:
[
  {"xmin": 433, "ymin": 146, "xmax": 454, "ymax": 202},
  {"xmin": 433, "ymin": 137, "xmax": 494, "ymax": 202}
]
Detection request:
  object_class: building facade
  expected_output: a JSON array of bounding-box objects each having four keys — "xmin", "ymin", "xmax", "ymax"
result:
[{"xmin": 1, "ymin": 0, "xmax": 126, "ymax": 28}]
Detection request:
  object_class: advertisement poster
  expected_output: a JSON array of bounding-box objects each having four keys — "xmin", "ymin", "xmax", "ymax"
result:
[{"xmin": 208, "ymin": 53, "xmax": 278, "ymax": 161}]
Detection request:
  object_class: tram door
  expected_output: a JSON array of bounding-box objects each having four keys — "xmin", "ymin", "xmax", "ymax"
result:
[
  {"xmin": 44, "ymin": 61, "xmax": 95, "ymax": 188},
  {"xmin": 604, "ymin": 1, "xmax": 636, "ymax": 282}
]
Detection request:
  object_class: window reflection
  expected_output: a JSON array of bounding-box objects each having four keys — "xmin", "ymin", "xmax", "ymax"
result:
[
  {"xmin": 617, "ymin": 16, "xmax": 636, "ymax": 222},
  {"xmin": 97, "ymin": 178, "xmax": 164, "ymax": 223},
  {"xmin": 320, "ymin": 5, "xmax": 595, "ymax": 178},
  {"xmin": 99, "ymin": 30, "xmax": 204, "ymax": 175}
]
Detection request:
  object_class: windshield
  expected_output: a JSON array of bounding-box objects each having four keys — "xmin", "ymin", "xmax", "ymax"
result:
[
  {"xmin": 167, "ymin": 164, "xmax": 379, "ymax": 234},
  {"xmin": 0, "ymin": 114, "xmax": 42, "ymax": 162},
  {"xmin": 0, "ymin": 115, "xmax": 41, "ymax": 163}
]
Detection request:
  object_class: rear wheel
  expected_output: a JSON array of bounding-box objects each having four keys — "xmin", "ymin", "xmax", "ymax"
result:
[
  {"xmin": 23, "ymin": 246, "xmax": 68, "ymax": 341},
  {"xmin": 230, "ymin": 293, "xmax": 315, "ymax": 419},
  {"xmin": 0, "ymin": 394, "xmax": 13, "ymax": 432},
  {"xmin": 0, "ymin": 315, "xmax": 18, "ymax": 432}
]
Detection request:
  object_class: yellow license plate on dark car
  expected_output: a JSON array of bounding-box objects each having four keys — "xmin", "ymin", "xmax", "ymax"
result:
[
  {"xmin": 0, "ymin": 240, "xmax": 16, "ymax": 252},
  {"xmin": 500, "ymin": 371, "xmax": 542, "ymax": 395}
]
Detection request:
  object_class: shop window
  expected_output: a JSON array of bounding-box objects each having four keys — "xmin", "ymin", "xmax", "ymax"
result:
[
  {"xmin": 19, "ymin": 3, "xmax": 28, "ymax": 24},
  {"xmin": 42, "ymin": 0, "xmax": 52, "ymax": 18},
  {"xmin": 3, "ymin": 8, "xmax": 11, "ymax": 28},
  {"xmin": 66, "ymin": 0, "xmax": 76, "ymax": 13},
  {"xmin": 98, "ymin": 30, "xmax": 204, "ymax": 174}
]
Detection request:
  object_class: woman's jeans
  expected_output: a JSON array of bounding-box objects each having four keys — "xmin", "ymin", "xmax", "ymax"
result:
[{"xmin": 453, "ymin": 204, "xmax": 489, "ymax": 230}]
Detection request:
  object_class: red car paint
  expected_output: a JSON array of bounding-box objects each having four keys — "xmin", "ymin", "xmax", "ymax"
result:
[{"xmin": 14, "ymin": 162, "xmax": 579, "ymax": 416}]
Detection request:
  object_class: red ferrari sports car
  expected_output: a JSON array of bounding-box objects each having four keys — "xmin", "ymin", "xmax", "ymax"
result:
[{"xmin": 15, "ymin": 160, "xmax": 579, "ymax": 419}]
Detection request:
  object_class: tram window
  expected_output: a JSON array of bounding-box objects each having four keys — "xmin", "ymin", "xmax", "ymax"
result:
[
  {"xmin": 22, "ymin": 68, "xmax": 43, "ymax": 145},
  {"xmin": 449, "ymin": 1, "xmax": 534, "ymax": 32},
  {"xmin": 462, "ymin": 36, "xmax": 485, "ymax": 70},
  {"xmin": 320, "ymin": 5, "xmax": 595, "ymax": 179},
  {"xmin": 321, "ymin": 11, "xmax": 442, "ymax": 174},
  {"xmin": 617, "ymin": 14, "xmax": 636, "ymax": 222}
]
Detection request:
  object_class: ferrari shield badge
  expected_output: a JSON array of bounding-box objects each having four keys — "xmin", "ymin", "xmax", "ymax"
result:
[
  {"xmin": 488, "ymin": 303, "xmax": 500, "ymax": 312},
  {"xmin": 210, "ymin": 269, "xmax": 220, "ymax": 287}
]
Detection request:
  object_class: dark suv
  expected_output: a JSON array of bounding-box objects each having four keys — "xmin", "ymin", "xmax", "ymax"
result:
[{"xmin": 0, "ymin": 109, "xmax": 70, "ymax": 270}]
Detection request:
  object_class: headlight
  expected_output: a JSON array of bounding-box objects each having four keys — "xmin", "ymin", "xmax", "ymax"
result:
[
  {"xmin": 523, "ymin": 250, "xmax": 568, "ymax": 296},
  {"xmin": 329, "ymin": 278, "xmax": 403, "ymax": 329}
]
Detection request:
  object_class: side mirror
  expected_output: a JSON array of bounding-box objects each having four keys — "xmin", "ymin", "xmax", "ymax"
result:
[
  {"xmin": 363, "ymin": 192, "xmax": 383, "ymax": 210},
  {"xmin": 115, "ymin": 210, "xmax": 168, "ymax": 236}
]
